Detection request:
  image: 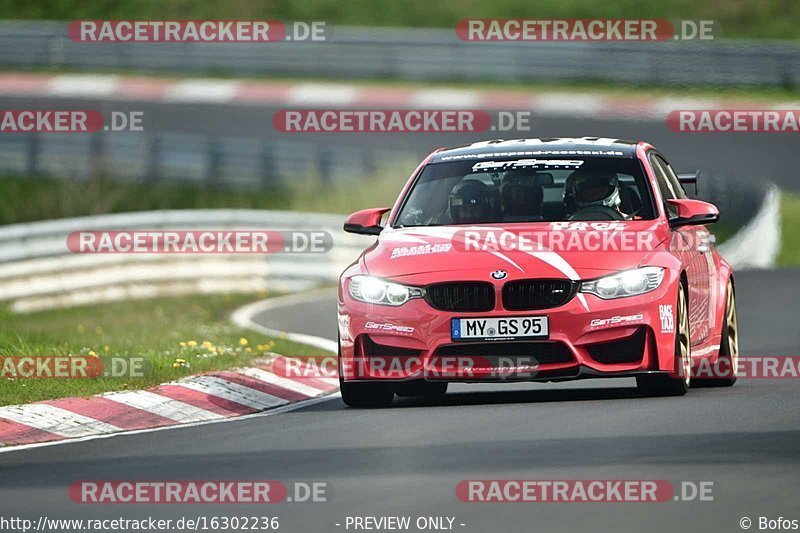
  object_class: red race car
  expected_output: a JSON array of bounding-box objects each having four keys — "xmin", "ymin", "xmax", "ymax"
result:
[{"xmin": 338, "ymin": 138, "xmax": 739, "ymax": 407}]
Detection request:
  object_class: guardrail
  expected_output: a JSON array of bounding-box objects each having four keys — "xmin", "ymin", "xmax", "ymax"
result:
[
  {"xmin": 0, "ymin": 183, "xmax": 780, "ymax": 314},
  {"xmin": 0, "ymin": 131, "xmax": 407, "ymax": 186},
  {"xmin": 1, "ymin": 21, "xmax": 798, "ymax": 88},
  {"xmin": 0, "ymin": 209, "xmax": 364, "ymax": 312}
]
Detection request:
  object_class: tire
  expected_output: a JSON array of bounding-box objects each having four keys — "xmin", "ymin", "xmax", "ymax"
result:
[
  {"xmin": 694, "ymin": 280, "xmax": 738, "ymax": 387},
  {"xmin": 637, "ymin": 282, "xmax": 691, "ymax": 397},
  {"xmin": 394, "ymin": 380, "xmax": 448, "ymax": 398}
]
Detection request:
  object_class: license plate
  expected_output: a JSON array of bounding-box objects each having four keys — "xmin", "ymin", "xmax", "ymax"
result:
[{"xmin": 451, "ymin": 316, "xmax": 549, "ymax": 341}]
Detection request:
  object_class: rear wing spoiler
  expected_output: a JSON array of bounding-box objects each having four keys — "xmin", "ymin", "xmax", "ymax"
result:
[{"xmin": 677, "ymin": 171, "xmax": 699, "ymax": 196}]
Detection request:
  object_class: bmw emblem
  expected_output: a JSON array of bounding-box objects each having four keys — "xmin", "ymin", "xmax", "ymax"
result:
[{"xmin": 491, "ymin": 270, "xmax": 507, "ymax": 280}]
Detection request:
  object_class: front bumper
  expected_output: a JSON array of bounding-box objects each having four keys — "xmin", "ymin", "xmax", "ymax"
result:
[{"xmin": 338, "ymin": 271, "xmax": 680, "ymax": 383}]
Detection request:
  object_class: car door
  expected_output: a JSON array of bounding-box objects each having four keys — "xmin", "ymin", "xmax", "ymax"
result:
[{"xmin": 649, "ymin": 153, "xmax": 713, "ymax": 346}]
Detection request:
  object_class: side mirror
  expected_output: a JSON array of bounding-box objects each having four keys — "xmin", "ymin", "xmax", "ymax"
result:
[
  {"xmin": 344, "ymin": 207, "xmax": 391, "ymax": 235},
  {"xmin": 667, "ymin": 199, "xmax": 719, "ymax": 228},
  {"xmin": 677, "ymin": 171, "xmax": 699, "ymax": 197}
]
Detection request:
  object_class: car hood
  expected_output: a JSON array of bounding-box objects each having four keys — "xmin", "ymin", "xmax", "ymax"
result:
[{"xmin": 362, "ymin": 221, "xmax": 670, "ymax": 282}]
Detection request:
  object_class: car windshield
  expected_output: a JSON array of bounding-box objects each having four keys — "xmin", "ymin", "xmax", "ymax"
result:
[{"xmin": 394, "ymin": 156, "xmax": 655, "ymax": 227}]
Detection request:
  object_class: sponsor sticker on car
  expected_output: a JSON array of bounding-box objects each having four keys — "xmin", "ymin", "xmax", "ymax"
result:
[{"xmin": 451, "ymin": 316, "xmax": 549, "ymax": 341}]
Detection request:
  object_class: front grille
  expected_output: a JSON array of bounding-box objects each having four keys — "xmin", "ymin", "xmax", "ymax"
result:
[
  {"xmin": 502, "ymin": 279, "xmax": 577, "ymax": 310},
  {"xmin": 425, "ymin": 282, "xmax": 495, "ymax": 312},
  {"xmin": 433, "ymin": 341, "xmax": 574, "ymax": 365},
  {"xmin": 586, "ymin": 328, "xmax": 647, "ymax": 364}
]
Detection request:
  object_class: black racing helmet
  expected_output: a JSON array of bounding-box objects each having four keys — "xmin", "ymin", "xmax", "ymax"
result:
[{"xmin": 449, "ymin": 179, "xmax": 493, "ymax": 224}]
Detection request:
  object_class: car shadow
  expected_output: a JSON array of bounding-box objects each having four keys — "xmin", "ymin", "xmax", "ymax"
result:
[{"xmin": 390, "ymin": 384, "xmax": 646, "ymax": 408}]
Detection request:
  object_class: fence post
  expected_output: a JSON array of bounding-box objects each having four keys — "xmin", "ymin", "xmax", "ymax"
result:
[
  {"xmin": 260, "ymin": 143, "xmax": 280, "ymax": 187},
  {"xmin": 89, "ymin": 132, "xmax": 106, "ymax": 180},
  {"xmin": 206, "ymin": 137, "xmax": 221, "ymax": 186},
  {"xmin": 318, "ymin": 146, "xmax": 332, "ymax": 185},
  {"xmin": 144, "ymin": 134, "xmax": 160, "ymax": 182},
  {"xmin": 25, "ymin": 133, "xmax": 39, "ymax": 176}
]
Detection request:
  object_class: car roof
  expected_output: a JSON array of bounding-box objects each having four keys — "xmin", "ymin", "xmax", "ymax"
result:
[{"xmin": 430, "ymin": 137, "xmax": 640, "ymax": 163}]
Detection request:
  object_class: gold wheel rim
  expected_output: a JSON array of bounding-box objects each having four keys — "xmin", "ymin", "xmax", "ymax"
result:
[
  {"xmin": 726, "ymin": 283, "xmax": 739, "ymax": 375},
  {"xmin": 679, "ymin": 285, "xmax": 691, "ymax": 386}
]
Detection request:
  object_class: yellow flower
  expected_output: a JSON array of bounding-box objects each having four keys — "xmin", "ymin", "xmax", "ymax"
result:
[
  {"xmin": 175, "ymin": 358, "xmax": 187, "ymax": 364},
  {"xmin": 245, "ymin": 347, "xmax": 252, "ymax": 352},
  {"xmin": 202, "ymin": 341, "xmax": 214, "ymax": 349},
  {"xmin": 257, "ymin": 344, "xmax": 267, "ymax": 351},
  {"xmin": 179, "ymin": 341, "xmax": 187, "ymax": 348},
  {"xmin": 187, "ymin": 340, "xmax": 197, "ymax": 347},
  {"xmin": 239, "ymin": 337, "xmax": 248, "ymax": 346},
  {"xmin": 172, "ymin": 362, "xmax": 181, "ymax": 369},
  {"xmin": 103, "ymin": 345, "xmax": 110, "ymax": 352},
  {"xmin": 268, "ymin": 340, "xmax": 276, "ymax": 347},
  {"xmin": 88, "ymin": 350, "xmax": 97, "ymax": 357}
]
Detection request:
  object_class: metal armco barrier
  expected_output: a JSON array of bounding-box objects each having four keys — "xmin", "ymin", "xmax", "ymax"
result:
[
  {"xmin": 0, "ymin": 209, "xmax": 364, "ymax": 312},
  {"xmin": 0, "ymin": 22, "xmax": 798, "ymax": 87}
]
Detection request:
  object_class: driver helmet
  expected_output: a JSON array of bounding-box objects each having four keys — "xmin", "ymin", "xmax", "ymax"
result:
[
  {"xmin": 449, "ymin": 179, "xmax": 493, "ymax": 224},
  {"xmin": 501, "ymin": 172, "xmax": 544, "ymax": 217},
  {"xmin": 564, "ymin": 171, "xmax": 621, "ymax": 214}
]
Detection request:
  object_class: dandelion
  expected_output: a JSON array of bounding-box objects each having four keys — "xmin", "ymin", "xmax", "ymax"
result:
[
  {"xmin": 245, "ymin": 347, "xmax": 252, "ymax": 353},
  {"xmin": 187, "ymin": 340, "xmax": 197, "ymax": 347},
  {"xmin": 179, "ymin": 341, "xmax": 187, "ymax": 348},
  {"xmin": 103, "ymin": 345, "xmax": 110, "ymax": 353},
  {"xmin": 202, "ymin": 341, "xmax": 214, "ymax": 350},
  {"xmin": 239, "ymin": 337, "xmax": 248, "ymax": 346},
  {"xmin": 88, "ymin": 350, "xmax": 98, "ymax": 357}
]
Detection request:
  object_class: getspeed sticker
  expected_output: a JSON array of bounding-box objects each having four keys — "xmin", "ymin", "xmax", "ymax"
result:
[{"xmin": 472, "ymin": 159, "xmax": 584, "ymax": 171}]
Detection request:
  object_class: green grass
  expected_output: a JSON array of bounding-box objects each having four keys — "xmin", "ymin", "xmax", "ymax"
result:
[
  {"xmin": 1, "ymin": 0, "xmax": 800, "ymax": 39},
  {"xmin": 0, "ymin": 293, "xmax": 325, "ymax": 406},
  {"xmin": 778, "ymin": 192, "xmax": 800, "ymax": 266}
]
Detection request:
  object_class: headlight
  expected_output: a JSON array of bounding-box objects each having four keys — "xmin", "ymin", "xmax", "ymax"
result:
[
  {"xmin": 580, "ymin": 267, "xmax": 665, "ymax": 299},
  {"xmin": 348, "ymin": 275, "xmax": 424, "ymax": 306}
]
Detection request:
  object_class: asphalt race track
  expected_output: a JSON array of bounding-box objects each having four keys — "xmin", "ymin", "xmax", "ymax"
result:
[
  {"xmin": 0, "ymin": 270, "xmax": 799, "ymax": 533},
  {"xmin": 1, "ymin": 96, "xmax": 799, "ymax": 532},
  {"xmin": 2, "ymin": 95, "xmax": 798, "ymax": 191}
]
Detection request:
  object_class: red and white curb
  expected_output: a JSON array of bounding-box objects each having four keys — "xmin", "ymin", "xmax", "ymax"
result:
[
  {"xmin": 0, "ymin": 292, "xmax": 340, "ymax": 451},
  {"xmin": 0, "ymin": 359, "xmax": 337, "ymax": 449},
  {"xmin": 1, "ymin": 72, "xmax": 796, "ymax": 120}
]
